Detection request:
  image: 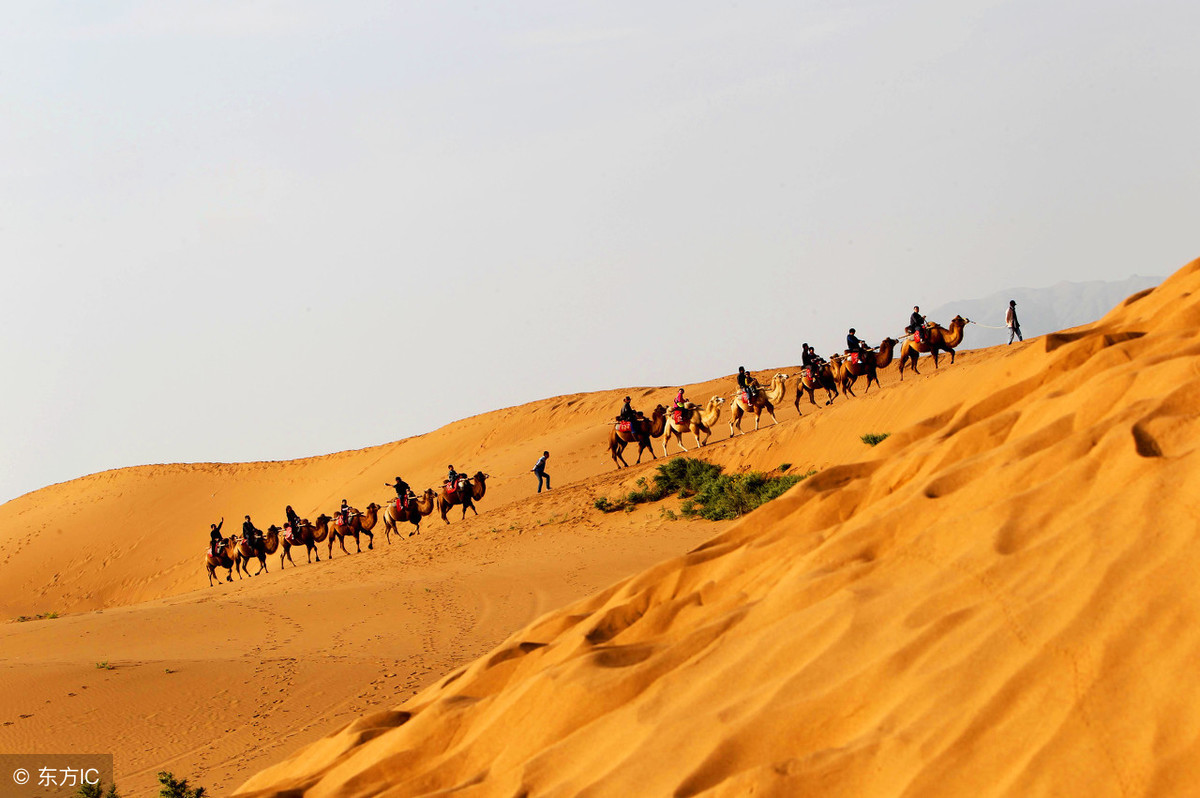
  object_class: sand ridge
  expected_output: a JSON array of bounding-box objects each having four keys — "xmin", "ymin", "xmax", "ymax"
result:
[{"xmin": 232, "ymin": 259, "xmax": 1200, "ymax": 796}]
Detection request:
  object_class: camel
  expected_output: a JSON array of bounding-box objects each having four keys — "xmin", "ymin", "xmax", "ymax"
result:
[
  {"xmin": 328, "ymin": 502, "xmax": 381, "ymax": 557},
  {"xmin": 235, "ymin": 525, "xmax": 281, "ymax": 578},
  {"xmin": 795, "ymin": 362, "xmax": 840, "ymax": 410},
  {"xmin": 281, "ymin": 514, "xmax": 329, "ymax": 568},
  {"xmin": 729, "ymin": 373, "xmax": 789, "ymax": 435},
  {"xmin": 382, "ymin": 489, "xmax": 438, "ymax": 543},
  {"xmin": 205, "ymin": 537, "xmax": 240, "ymax": 586},
  {"xmin": 834, "ymin": 337, "xmax": 899, "ymax": 397},
  {"xmin": 608, "ymin": 405, "xmax": 667, "ymax": 468},
  {"xmin": 438, "ymin": 472, "xmax": 489, "ymax": 524},
  {"xmin": 663, "ymin": 396, "xmax": 724, "ymax": 455},
  {"xmin": 898, "ymin": 316, "xmax": 968, "ymax": 379}
]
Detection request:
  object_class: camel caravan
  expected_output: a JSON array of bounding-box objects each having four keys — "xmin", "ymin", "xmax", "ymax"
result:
[
  {"xmin": 204, "ymin": 471, "xmax": 489, "ymax": 585},
  {"xmin": 609, "ymin": 314, "xmax": 969, "ymax": 470},
  {"xmin": 204, "ymin": 311, "xmax": 969, "ymax": 583}
]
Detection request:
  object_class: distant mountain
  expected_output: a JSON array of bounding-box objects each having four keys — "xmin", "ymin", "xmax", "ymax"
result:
[{"xmin": 924, "ymin": 275, "xmax": 1164, "ymax": 350}]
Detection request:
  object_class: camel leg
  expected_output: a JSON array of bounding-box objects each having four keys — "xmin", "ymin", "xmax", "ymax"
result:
[
  {"xmin": 365, "ymin": 531, "xmax": 374, "ymax": 550},
  {"xmin": 766, "ymin": 403, "xmax": 778, "ymax": 425},
  {"xmin": 753, "ymin": 409, "xmax": 761, "ymax": 431},
  {"xmin": 207, "ymin": 564, "xmax": 215, "ymax": 587},
  {"xmin": 948, "ymin": 347, "xmax": 956, "ymax": 364}
]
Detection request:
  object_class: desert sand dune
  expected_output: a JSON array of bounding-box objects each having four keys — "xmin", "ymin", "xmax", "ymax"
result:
[{"xmin": 227, "ymin": 259, "xmax": 1200, "ymax": 796}]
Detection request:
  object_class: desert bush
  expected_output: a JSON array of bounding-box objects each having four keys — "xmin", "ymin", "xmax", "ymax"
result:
[
  {"xmin": 860, "ymin": 433, "xmax": 891, "ymax": 446},
  {"xmin": 594, "ymin": 458, "xmax": 813, "ymax": 520},
  {"xmin": 157, "ymin": 771, "xmax": 206, "ymax": 798},
  {"xmin": 77, "ymin": 781, "xmax": 121, "ymax": 798}
]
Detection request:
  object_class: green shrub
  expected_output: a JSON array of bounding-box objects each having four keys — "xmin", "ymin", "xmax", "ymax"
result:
[
  {"xmin": 157, "ymin": 771, "xmax": 206, "ymax": 798},
  {"xmin": 594, "ymin": 458, "xmax": 814, "ymax": 520},
  {"xmin": 777, "ymin": 463, "xmax": 792, "ymax": 473},
  {"xmin": 77, "ymin": 781, "xmax": 121, "ymax": 798},
  {"xmin": 861, "ymin": 433, "xmax": 891, "ymax": 446}
]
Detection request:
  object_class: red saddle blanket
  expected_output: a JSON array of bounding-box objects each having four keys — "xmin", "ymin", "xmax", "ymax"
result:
[
  {"xmin": 914, "ymin": 328, "xmax": 926, "ymax": 344},
  {"xmin": 849, "ymin": 353, "xmax": 860, "ymax": 366},
  {"xmin": 444, "ymin": 479, "xmax": 467, "ymax": 499},
  {"xmin": 802, "ymin": 368, "xmax": 813, "ymax": 382},
  {"xmin": 616, "ymin": 420, "xmax": 635, "ymax": 433},
  {"xmin": 739, "ymin": 390, "xmax": 751, "ymax": 405},
  {"xmin": 393, "ymin": 496, "xmax": 409, "ymax": 513},
  {"xmin": 672, "ymin": 409, "xmax": 684, "ymax": 424}
]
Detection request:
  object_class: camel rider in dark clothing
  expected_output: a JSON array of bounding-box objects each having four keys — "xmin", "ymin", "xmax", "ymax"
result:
[
  {"xmin": 446, "ymin": 466, "xmax": 460, "ymax": 491},
  {"xmin": 242, "ymin": 515, "xmax": 262, "ymax": 552},
  {"xmin": 285, "ymin": 505, "xmax": 301, "ymax": 538},
  {"xmin": 846, "ymin": 329, "xmax": 871, "ymax": 362},
  {"xmin": 907, "ymin": 306, "xmax": 928, "ymax": 340},
  {"xmin": 209, "ymin": 518, "xmax": 225, "ymax": 558},
  {"xmin": 385, "ymin": 476, "xmax": 413, "ymax": 507},
  {"xmin": 801, "ymin": 345, "xmax": 817, "ymax": 370},
  {"xmin": 617, "ymin": 396, "xmax": 638, "ymax": 425},
  {"xmin": 338, "ymin": 499, "xmax": 356, "ymax": 527},
  {"xmin": 736, "ymin": 367, "xmax": 759, "ymax": 400}
]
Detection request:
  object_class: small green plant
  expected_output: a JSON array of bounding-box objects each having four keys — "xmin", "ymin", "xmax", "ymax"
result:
[
  {"xmin": 777, "ymin": 463, "xmax": 792, "ymax": 473},
  {"xmin": 77, "ymin": 781, "xmax": 121, "ymax": 798},
  {"xmin": 861, "ymin": 433, "xmax": 891, "ymax": 446},
  {"xmin": 660, "ymin": 508, "xmax": 678, "ymax": 521},
  {"xmin": 95, "ymin": 661, "xmax": 114, "ymax": 670},
  {"xmin": 164, "ymin": 668, "xmax": 175, "ymax": 674},
  {"xmin": 157, "ymin": 771, "xmax": 206, "ymax": 798},
  {"xmin": 15, "ymin": 611, "xmax": 59, "ymax": 622}
]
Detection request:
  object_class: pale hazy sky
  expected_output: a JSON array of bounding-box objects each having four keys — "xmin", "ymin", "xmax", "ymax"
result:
[{"xmin": 2, "ymin": 1, "xmax": 1197, "ymax": 505}]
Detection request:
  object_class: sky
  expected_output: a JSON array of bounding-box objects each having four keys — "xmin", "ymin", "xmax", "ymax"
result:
[{"xmin": 2, "ymin": 0, "xmax": 1198, "ymax": 505}]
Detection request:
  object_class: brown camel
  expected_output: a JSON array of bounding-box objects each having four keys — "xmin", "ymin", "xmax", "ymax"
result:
[
  {"xmin": 328, "ymin": 502, "xmax": 381, "ymax": 557},
  {"xmin": 898, "ymin": 316, "xmax": 968, "ymax": 379},
  {"xmin": 438, "ymin": 472, "xmax": 489, "ymax": 523},
  {"xmin": 608, "ymin": 405, "xmax": 667, "ymax": 468},
  {"xmin": 205, "ymin": 537, "xmax": 240, "ymax": 586},
  {"xmin": 281, "ymin": 515, "xmax": 329, "ymax": 568},
  {"xmin": 663, "ymin": 396, "xmax": 724, "ymax": 455},
  {"xmin": 729, "ymin": 373, "xmax": 789, "ymax": 435},
  {"xmin": 835, "ymin": 337, "xmax": 899, "ymax": 397},
  {"xmin": 382, "ymin": 489, "xmax": 438, "ymax": 542},
  {"xmin": 235, "ymin": 525, "xmax": 281, "ymax": 578},
  {"xmin": 795, "ymin": 361, "xmax": 840, "ymax": 410}
]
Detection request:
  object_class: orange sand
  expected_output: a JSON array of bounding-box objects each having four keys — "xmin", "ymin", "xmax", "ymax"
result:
[{"xmin": 4, "ymin": 259, "xmax": 1197, "ymax": 796}]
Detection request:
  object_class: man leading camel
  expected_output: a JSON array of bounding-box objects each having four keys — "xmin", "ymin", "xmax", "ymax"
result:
[{"xmin": 1007, "ymin": 300, "xmax": 1023, "ymax": 344}]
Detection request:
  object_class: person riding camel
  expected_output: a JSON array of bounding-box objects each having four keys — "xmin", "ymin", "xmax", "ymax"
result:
[
  {"xmin": 846, "ymin": 328, "xmax": 871, "ymax": 362},
  {"xmin": 209, "ymin": 518, "xmax": 225, "ymax": 558},
  {"xmin": 907, "ymin": 306, "xmax": 928, "ymax": 342},
  {"xmin": 672, "ymin": 388, "xmax": 689, "ymax": 420},
  {"xmin": 617, "ymin": 396, "xmax": 638, "ymax": 427},
  {"xmin": 801, "ymin": 344, "xmax": 817, "ymax": 370},
  {"xmin": 337, "ymin": 499, "xmax": 356, "ymax": 527},
  {"xmin": 736, "ymin": 367, "xmax": 760, "ymax": 401},
  {"xmin": 446, "ymin": 465, "xmax": 461, "ymax": 493},
  {"xmin": 385, "ymin": 476, "xmax": 413, "ymax": 509},
  {"xmin": 242, "ymin": 515, "xmax": 262, "ymax": 553},
  {"xmin": 284, "ymin": 505, "xmax": 301, "ymax": 541}
]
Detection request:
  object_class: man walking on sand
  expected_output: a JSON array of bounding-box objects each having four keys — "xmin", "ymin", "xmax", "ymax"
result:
[
  {"xmin": 1006, "ymin": 299, "xmax": 1023, "ymax": 344},
  {"xmin": 532, "ymin": 451, "xmax": 550, "ymax": 493}
]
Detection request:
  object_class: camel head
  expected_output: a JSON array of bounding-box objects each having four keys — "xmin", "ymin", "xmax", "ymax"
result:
[
  {"xmin": 315, "ymin": 513, "xmax": 332, "ymax": 525},
  {"xmin": 365, "ymin": 502, "xmax": 380, "ymax": 513},
  {"xmin": 951, "ymin": 314, "xmax": 968, "ymax": 326},
  {"xmin": 472, "ymin": 471, "xmax": 489, "ymax": 482},
  {"xmin": 709, "ymin": 395, "xmax": 725, "ymax": 407}
]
